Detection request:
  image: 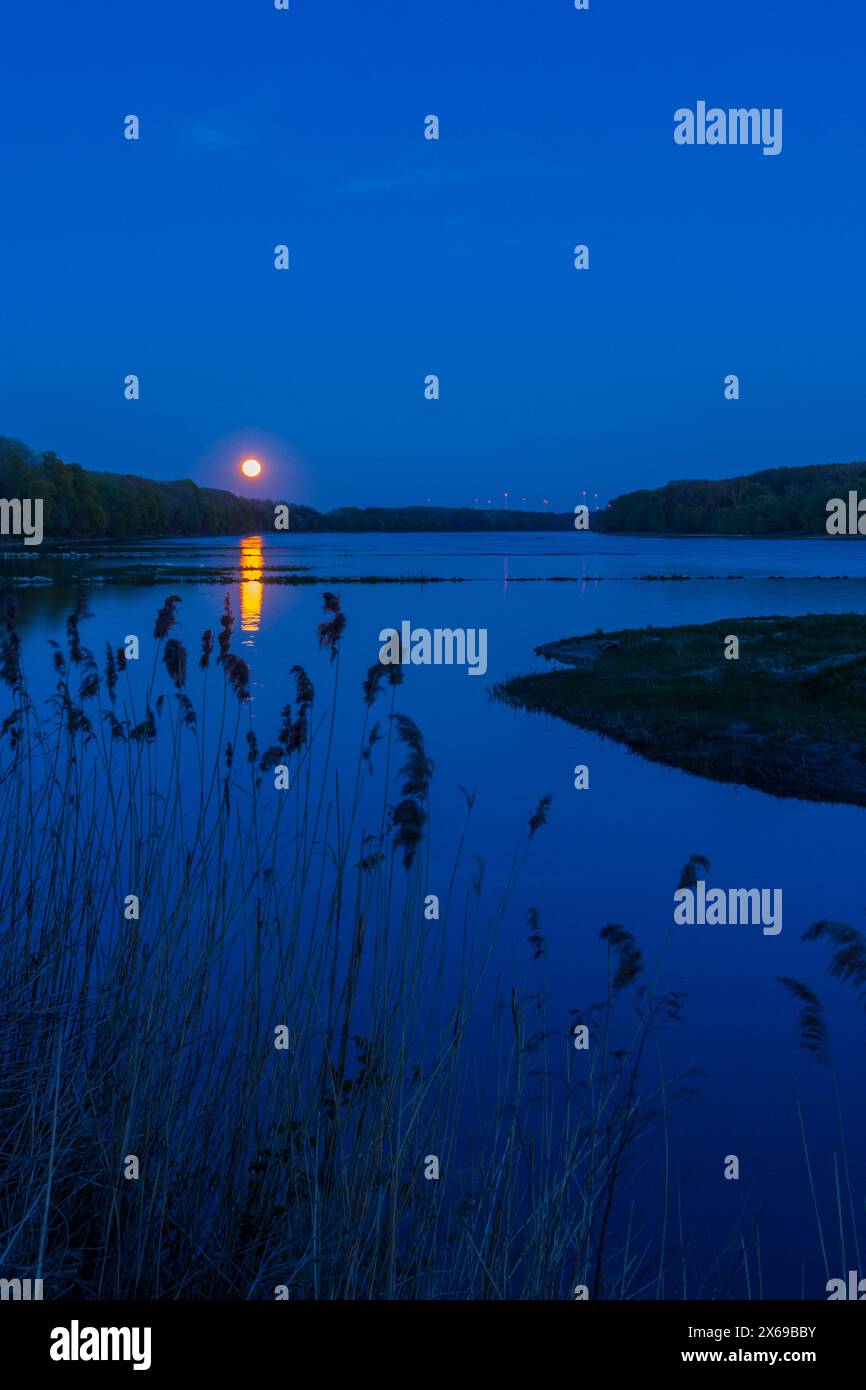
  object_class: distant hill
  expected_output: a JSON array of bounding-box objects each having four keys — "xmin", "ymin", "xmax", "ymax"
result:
[
  {"xmin": 0, "ymin": 437, "xmax": 572, "ymax": 538},
  {"xmin": 593, "ymin": 461, "xmax": 866, "ymax": 536}
]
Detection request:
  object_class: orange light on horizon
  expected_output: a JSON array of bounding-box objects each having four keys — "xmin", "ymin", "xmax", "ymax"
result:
[{"xmin": 241, "ymin": 457, "xmax": 263, "ymax": 479}]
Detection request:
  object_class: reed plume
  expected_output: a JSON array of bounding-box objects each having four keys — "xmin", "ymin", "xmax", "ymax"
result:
[
  {"xmin": 803, "ymin": 919, "xmax": 866, "ymax": 1007},
  {"xmin": 600, "ymin": 923, "xmax": 643, "ymax": 994},
  {"xmin": 777, "ymin": 977, "xmax": 831, "ymax": 1062},
  {"xmin": 317, "ymin": 590, "xmax": 347, "ymax": 661}
]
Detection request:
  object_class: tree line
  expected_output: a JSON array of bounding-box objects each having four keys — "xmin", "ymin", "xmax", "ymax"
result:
[
  {"xmin": 0, "ymin": 437, "xmax": 571, "ymax": 538},
  {"xmin": 594, "ymin": 462, "xmax": 866, "ymax": 536}
]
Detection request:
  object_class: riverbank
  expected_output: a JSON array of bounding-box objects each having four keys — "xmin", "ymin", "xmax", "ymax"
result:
[{"xmin": 495, "ymin": 614, "xmax": 866, "ymax": 807}]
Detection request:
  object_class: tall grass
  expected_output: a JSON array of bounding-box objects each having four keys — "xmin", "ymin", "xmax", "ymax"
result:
[{"xmin": 0, "ymin": 591, "xmax": 694, "ymax": 1299}]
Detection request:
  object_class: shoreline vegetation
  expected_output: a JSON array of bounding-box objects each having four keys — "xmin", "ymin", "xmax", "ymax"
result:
[
  {"xmin": 593, "ymin": 461, "xmax": 866, "ymax": 538},
  {"xmin": 7, "ymin": 568, "xmax": 866, "ymax": 591},
  {"xmin": 6, "ymin": 435, "xmax": 866, "ymax": 541},
  {"xmin": 495, "ymin": 614, "xmax": 866, "ymax": 808},
  {"xmin": 0, "ymin": 551, "xmax": 471, "ymax": 586},
  {"xmin": 0, "ymin": 436, "xmax": 571, "ymax": 538},
  {"xmin": 4, "ymin": 551, "xmax": 866, "ymax": 590}
]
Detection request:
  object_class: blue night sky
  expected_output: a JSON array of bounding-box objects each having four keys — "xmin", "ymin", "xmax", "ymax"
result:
[{"xmin": 2, "ymin": 0, "xmax": 863, "ymax": 510}]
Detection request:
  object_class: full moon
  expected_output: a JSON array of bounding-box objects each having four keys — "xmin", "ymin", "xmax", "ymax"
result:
[{"xmin": 241, "ymin": 457, "xmax": 262, "ymax": 479}]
